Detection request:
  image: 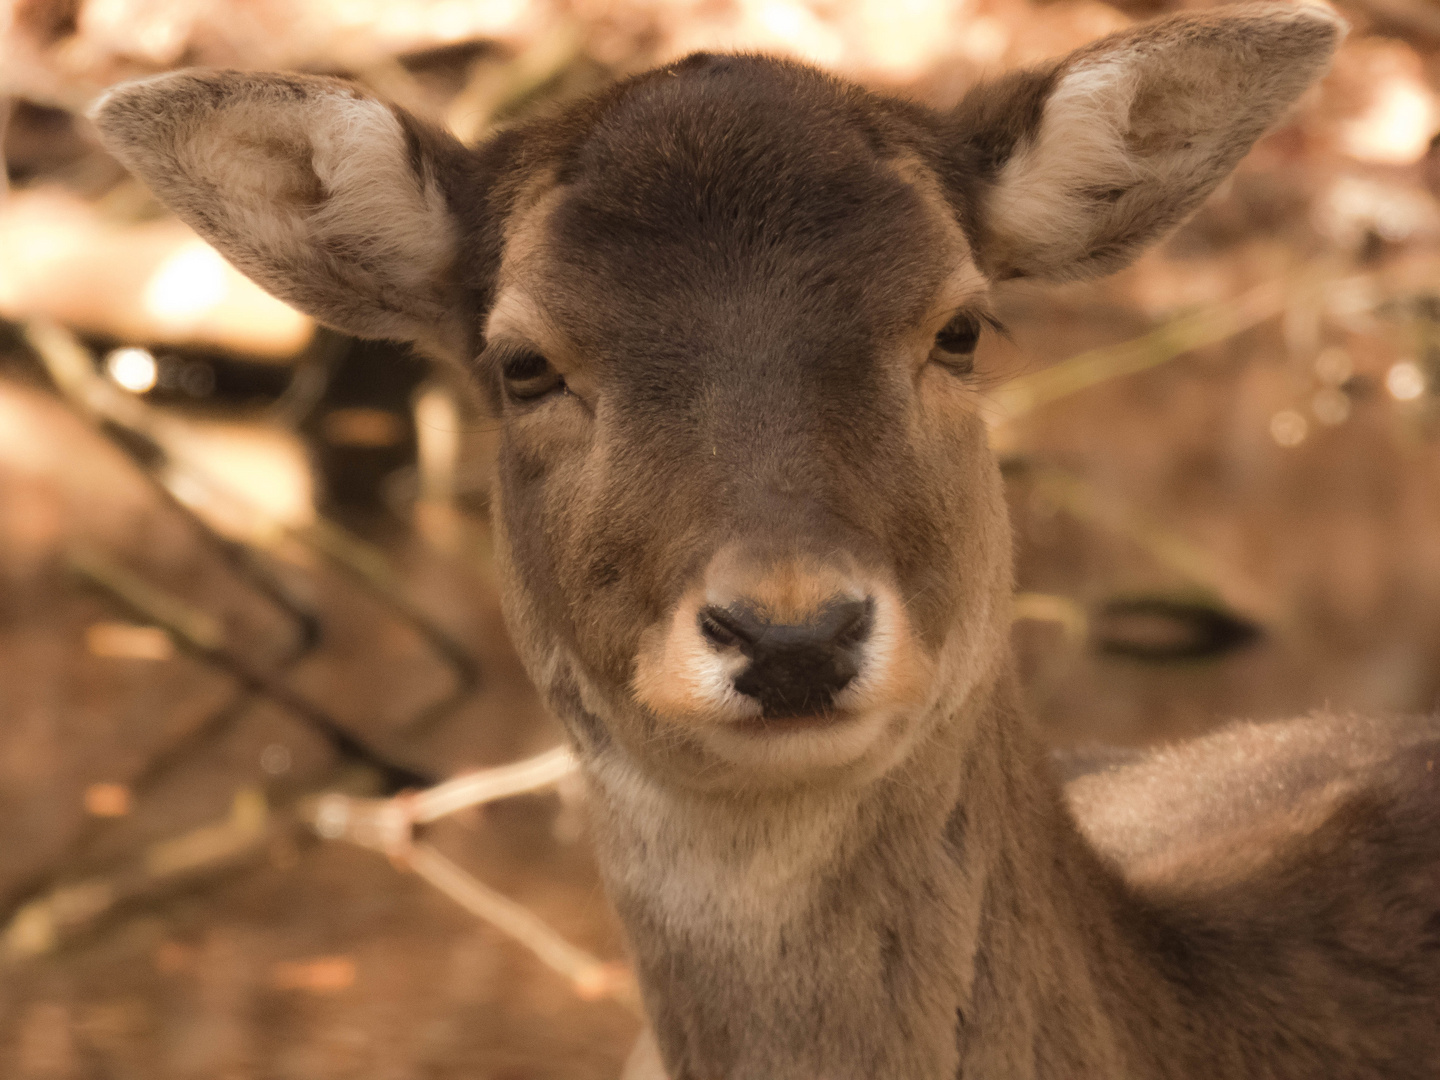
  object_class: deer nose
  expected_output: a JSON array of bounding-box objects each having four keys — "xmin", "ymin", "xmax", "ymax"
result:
[{"xmin": 698, "ymin": 596, "xmax": 874, "ymax": 718}]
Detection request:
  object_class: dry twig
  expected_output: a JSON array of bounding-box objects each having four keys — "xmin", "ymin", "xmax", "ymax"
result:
[
  {"xmin": 304, "ymin": 747, "xmax": 640, "ymax": 1013},
  {"xmin": 67, "ymin": 544, "xmax": 434, "ymax": 791},
  {"xmin": 3, "ymin": 789, "xmax": 272, "ymax": 961},
  {"xmin": 23, "ymin": 319, "xmax": 481, "ymax": 731},
  {"xmin": 989, "ymin": 279, "xmax": 1288, "ymax": 424}
]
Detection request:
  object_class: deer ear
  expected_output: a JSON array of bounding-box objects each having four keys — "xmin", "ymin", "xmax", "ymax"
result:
[
  {"xmin": 90, "ymin": 70, "xmax": 470, "ymax": 354},
  {"xmin": 953, "ymin": 4, "xmax": 1343, "ymax": 282}
]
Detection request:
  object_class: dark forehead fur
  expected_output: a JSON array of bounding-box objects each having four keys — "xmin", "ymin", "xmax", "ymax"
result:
[
  {"xmin": 541, "ymin": 56, "xmax": 943, "ymax": 345},
  {"xmin": 444, "ymin": 53, "xmax": 1059, "ymax": 357},
  {"xmin": 558, "ymin": 53, "xmax": 917, "ymax": 228}
]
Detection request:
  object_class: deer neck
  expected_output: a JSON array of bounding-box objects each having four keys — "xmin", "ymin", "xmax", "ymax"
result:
[{"xmin": 574, "ymin": 664, "xmax": 1156, "ymax": 1080}]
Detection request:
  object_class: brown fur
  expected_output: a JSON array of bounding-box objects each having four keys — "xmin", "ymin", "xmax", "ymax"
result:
[{"xmin": 91, "ymin": 5, "xmax": 1440, "ymax": 1077}]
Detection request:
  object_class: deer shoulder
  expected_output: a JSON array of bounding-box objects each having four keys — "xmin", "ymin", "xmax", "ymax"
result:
[{"xmin": 1067, "ymin": 713, "xmax": 1440, "ymax": 886}]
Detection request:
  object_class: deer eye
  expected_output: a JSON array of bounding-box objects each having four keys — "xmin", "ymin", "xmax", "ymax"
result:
[
  {"xmin": 929, "ymin": 312, "xmax": 981, "ymax": 374},
  {"xmin": 501, "ymin": 349, "xmax": 565, "ymax": 402}
]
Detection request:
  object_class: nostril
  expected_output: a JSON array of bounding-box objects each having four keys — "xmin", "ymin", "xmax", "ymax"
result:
[
  {"xmin": 698, "ymin": 606, "xmax": 749, "ymax": 649},
  {"xmin": 822, "ymin": 597, "xmax": 874, "ymax": 650}
]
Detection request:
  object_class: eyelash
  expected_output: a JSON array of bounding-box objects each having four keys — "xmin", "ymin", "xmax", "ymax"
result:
[
  {"xmin": 497, "ymin": 347, "xmax": 566, "ymax": 403},
  {"xmin": 929, "ymin": 311, "xmax": 1000, "ymax": 374}
]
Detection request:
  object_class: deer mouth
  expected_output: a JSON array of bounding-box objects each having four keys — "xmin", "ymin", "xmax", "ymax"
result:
[
  {"xmin": 694, "ymin": 701, "xmax": 908, "ymax": 778},
  {"xmin": 729, "ymin": 709, "xmax": 861, "ymax": 735}
]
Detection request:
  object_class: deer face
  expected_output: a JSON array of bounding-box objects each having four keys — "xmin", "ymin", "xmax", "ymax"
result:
[
  {"xmin": 483, "ymin": 60, "xmax": 1013, "ymax": 784},
  {"xmin": 92, "ymin": 6, "xmax": 1340, "ymax": 789}
]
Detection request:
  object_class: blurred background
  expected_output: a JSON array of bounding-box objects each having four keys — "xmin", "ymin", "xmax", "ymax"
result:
[{"xmin": 1, "ymin": 0, "xmax": 1438, "ymax": 1076}]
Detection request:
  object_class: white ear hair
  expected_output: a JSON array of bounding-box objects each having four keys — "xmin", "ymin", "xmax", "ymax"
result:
[
  {"xmin": 978, "ymin": 4, "xmax": 1344, "ymax": 281},
  {"xmin": 91, "ymin": 71, "xmax": 465, "ymax": 354},
  {"xmin": 985, "ymin": 56, "xmax": 1143, "ymax": 278}
]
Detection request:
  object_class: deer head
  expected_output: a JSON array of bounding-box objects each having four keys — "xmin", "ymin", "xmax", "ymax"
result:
[{"xmin": 93, "ymin": 5, "xmax": 1340, "ymax": 792}]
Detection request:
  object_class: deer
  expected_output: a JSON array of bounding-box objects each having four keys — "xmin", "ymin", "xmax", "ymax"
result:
[{"xmin": 90, "ymin": 4, "xmax": 1440, "ymax": 1077}]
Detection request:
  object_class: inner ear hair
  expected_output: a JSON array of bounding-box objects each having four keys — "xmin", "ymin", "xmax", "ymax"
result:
[
  {"xmin": 948, "ymin": 3, "xmax": 1344, "ymax": 282},
  {"xmin": 90, "ymin": 70, "xmax": 473, "ymax": 356}
]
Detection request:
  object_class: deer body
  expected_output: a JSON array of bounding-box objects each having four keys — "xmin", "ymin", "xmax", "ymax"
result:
[
  {"xmin": 602, "ymin": 672, "xmax": 1440, "ymax": 1080},
  {"xmin": 93, "ymin": 6, "xmax": 1440, "ymax": 1077}
]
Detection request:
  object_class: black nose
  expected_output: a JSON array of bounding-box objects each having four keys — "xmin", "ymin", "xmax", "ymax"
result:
[{"xmin": 698, "ymin": 597, "xmax": 874, "ymax": 718}]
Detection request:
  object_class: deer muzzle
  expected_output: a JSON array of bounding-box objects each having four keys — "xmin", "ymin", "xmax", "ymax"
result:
[
  {"xmin": 631, "ymin": 548, "xmax": 933, "ymax": 755},
  {"xmin": 697, "ymin": 596, "xmax": 875, "ymax": 721}
]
